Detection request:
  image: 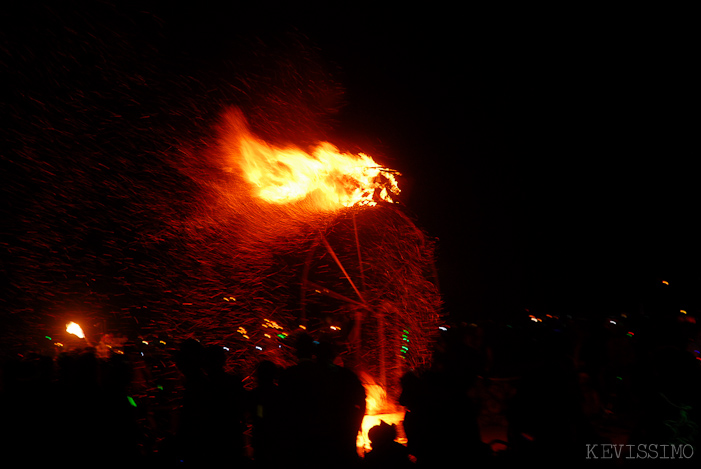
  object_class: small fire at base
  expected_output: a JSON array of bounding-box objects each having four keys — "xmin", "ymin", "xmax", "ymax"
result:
[{"xmin": 357, "ymin": 377, "xmax": 406, "ymax": 454}]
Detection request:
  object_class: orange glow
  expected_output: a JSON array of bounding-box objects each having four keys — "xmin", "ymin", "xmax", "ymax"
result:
[
  {"xmin": 66, "ymin": 322, "xmax": 85, "ymax": 339},
  {"xmin": 364, "ymin": 383, "xmax": 387, "ymax": 415},
  {"xmin": 220, "ymin": 109, "xmax": 400, "ymax": 211},
  {"xmin": 358, "ymin": 412, "xmax": 405, "ymax": 453},
  {"xmin": 356, "ymin": 378, "xmax": 406, "ymax": 453},
  {"xmin": 262, "ymin": 319, "xmax": 283, "ymax": 330}
]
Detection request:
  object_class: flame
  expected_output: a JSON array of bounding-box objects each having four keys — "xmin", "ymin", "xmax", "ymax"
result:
[
  {"xmin": 364, "ymin": 383, "xmax": 387, "ymax": 415},
  {"xmin": 220, "ymin": 109, "xmax": 400, "ymax": 211},
  {"xmin": 356, "ymin": 378, "xmax": 406, "ymax": 453},
  {"xmin": 66, "ymin": 322, "xmax": 85, "ymax": 339}
]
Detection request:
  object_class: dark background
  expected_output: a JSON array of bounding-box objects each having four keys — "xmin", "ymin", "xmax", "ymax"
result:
[{"xmin": 2, "ymin": 2, "xmax": 698, "ymax": 330}]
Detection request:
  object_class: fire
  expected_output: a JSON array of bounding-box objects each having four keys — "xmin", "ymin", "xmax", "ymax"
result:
[
  {"xmin": 357, "ymin": 378, "xmax": 406, "ymax": 453},
  {"xmin": 364, "ymin": 383, "xmax": 387, "ymax": 415},
  {"xmin": 66, "ymin": 321, "xmax": 85, "ymax": 339},
  {"xmin": 220, "ymin": 109, "xmax": 400, "ymax": 211}
]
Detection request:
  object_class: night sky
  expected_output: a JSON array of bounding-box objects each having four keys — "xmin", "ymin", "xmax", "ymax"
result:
[{"xmin": 2, "ymin": 2, "xmax": 698, "ymax": 336}]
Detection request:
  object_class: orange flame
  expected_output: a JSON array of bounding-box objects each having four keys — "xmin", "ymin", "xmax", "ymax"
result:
[
  {"xmin": 220, "ymin": 109, "xmax": 400, "ymax": 211},
  {"xmin": 364, "ymin": 383, "xmax": 387, "ymax": 415},
  {"xmin": 356, "ymin": 376, "xmax": 406, "ymax": 453},
  {"xmin": 66, "ymin": 321, "xmax": 85, "ymax": 339}
]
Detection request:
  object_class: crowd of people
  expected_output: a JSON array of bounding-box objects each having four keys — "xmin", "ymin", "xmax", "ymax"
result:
[{"xmin": 1, "ymin": 312, "xmax": 700, "ymax": 467}]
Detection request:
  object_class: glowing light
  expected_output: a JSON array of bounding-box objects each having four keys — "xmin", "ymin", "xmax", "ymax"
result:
[
  {"xmin": 255, "ymin": 346, "xmax": 262, "ymax": 351},
  {"xmin": 66, "ymin": 322, "xmax": 85, "ymax": 339},
  {"xmin": 681, "ymin": 310, "xmax": 687, "ymax": 314},
  {"xmin": 221, "ymin": 109, "xmax": 400, "ymax": 211},
  {"xmin": 298, "ymin": 325, "xmax": 306, "ymax": 330},
  {"xmin": 438, "ymin": 326, "xmax": 447, "ymax": 331},
  {"xmin": 127, "ymin": 396, "xmax": 137, "ymax": 408},
  {"xmin": 262, "ymin": 319, "xmax": 283, "ymax": 330},
  {"xmin": 662, "ymin": 280, "xmax": 669, "ymax": 285},
  {"xmin": 330, "ymin": 326, "xmax": 340, "ymax": 331}
]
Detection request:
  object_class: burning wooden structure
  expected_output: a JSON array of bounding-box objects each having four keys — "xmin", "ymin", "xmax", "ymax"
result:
[{"xmin": 161, "ymin": 108, "xmax": 443, "ymax": 400}]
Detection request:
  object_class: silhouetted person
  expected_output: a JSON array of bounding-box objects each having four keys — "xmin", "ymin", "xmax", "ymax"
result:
[
  {"xmin": 399, "ymin": 370, "xmax": 428, "ymax": 461},
  {"xmin": 1, "ymin": 353, "xmax": 56, "ymax": 466},
  {"xmin": 400, "ymin": 334, "xmax": 488, "ymax": 467},
  {"xmin": 201, "ymin": 345, "xmax": 246, "ymax": 467},
  {"xmin": 505, "ymin": 332, "xmax": 587, "ymax": 463},
  {"xmin": 315, "ymin": 339, "xmax": 366, "ymax": 469},
  {"xmin": 277, "ymin": 334, "xmax": 365, "ymax": 469},
  {"xmin": 277, "ymin": 333, "xmax": 322, "ymax": 467},
  {"xmin": 173, "ymin": 339, "xmax": 208, "ymax": 466},
  {"xmin": 173, "ymin": 339, "xmax": 245, "ymax": 467},
  {"xmin": 248, "ymin": 360, "xmax": 282, "ymax": 468},
  {"xmin": 363, "ymin": 421, "xmax": 412, "ymax": 468}
]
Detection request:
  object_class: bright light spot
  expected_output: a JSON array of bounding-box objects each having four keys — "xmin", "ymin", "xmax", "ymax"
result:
[
  {"xmin": 530, "ymin": 317, "xmax": 538, "ymax": 322},
  {"xmin": 681, "ymin": 310, "xmax": 687, "ymax": 314},
  {"xmin": 224, "ymin": 109, "xmax": 401, "ymax": 210},
  {"xmin": 610, "ymin": 320, "xmax": 617, "ymax": 325},
  {"xmin": 330, "ymin": 326, "xmax": 339, "ymax": 331},
  {"xmin": 299, "ymin": 325, "xmax": 307, "ymax": 330},
  {"xmin": 662, "ymin": 280, "xmax": 669, "ymax": 285},
  {"xmin": 66, "ymin": 322, "xmax": 85, "ymax": 339},
  {"xmin": 255, "ymin": 346, "xmax": 262, "ymax": 351},
  {"xmin": 223, "ymin": 347, "xmax": 230, "ymax": 351},
  {"xmin": 262, "ymin": 319, "xmax": 283, "ymax": 330},
  {"xmin": 439, "ymin": 326, "xmax": 447, "ymax": 331}
]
